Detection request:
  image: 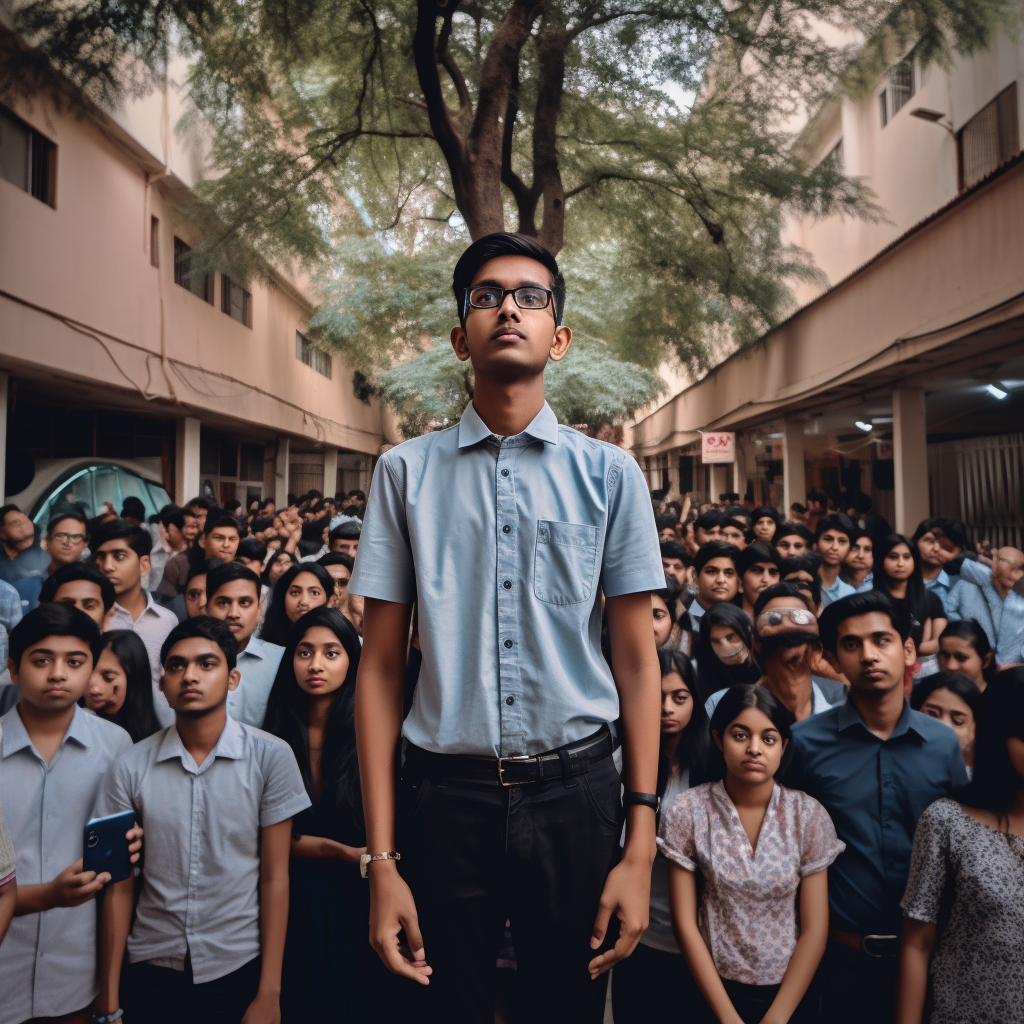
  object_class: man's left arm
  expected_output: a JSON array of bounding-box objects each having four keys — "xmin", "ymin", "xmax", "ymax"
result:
[{"xmin": 587, "ymin": 590, "xmax": 660, "ymax": 979}]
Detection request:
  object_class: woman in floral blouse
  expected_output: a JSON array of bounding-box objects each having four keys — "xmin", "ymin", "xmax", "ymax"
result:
[{"xmin": 660, "ymin": 684, "xmax": 844, "ymax": 1024}]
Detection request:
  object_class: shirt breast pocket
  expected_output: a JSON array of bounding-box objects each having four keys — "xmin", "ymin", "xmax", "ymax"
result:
[{"xmin": 534, "ymin": 520, "xmax": 600, "ymax": 606}]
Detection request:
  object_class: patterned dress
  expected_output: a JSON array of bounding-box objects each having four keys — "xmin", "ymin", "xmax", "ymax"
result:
[
  {"xmin": 902, "ymin": 799, "xmax": 1024, "ymax": 1024},
  {"xmin": 658, "ymin": 781, "xmax": 844, "ymax": 985}
]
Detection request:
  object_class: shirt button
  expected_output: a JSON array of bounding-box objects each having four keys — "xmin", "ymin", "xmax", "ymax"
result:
[
  {"xmin": 505, "ymin": 696, "xmax": 515, "ymax": 706},
  {"xmin": 502, "ymin": 525, "xmax": 511, "ymax": 534},
  {"xmin": 504, "ymin": 639, "xmax": 513, "ymax": 649},
  {"xmin": 502, "ymin": 580, "xmax": 512, "ymax": 590},
  {"xmin": 501, "ymin": 469, "xmax": 509, "ymax": 477}
]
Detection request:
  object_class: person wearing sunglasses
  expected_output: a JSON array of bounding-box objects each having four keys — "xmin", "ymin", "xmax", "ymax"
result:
[
  {"xmin": 705, "ymin": 583, "xmax": 846, "ymax": 723},
  {"xmin": 317, "ymin": 552, "xmax": 354, "ymax": 622}
]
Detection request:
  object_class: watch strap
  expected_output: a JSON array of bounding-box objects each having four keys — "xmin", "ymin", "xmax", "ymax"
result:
[
  {"xmin": 623, "ymin": 791, "xmax": 660, "ymax": 812},
  {"xmin": 360, "ymin": 850, "xmax": 401, "ymax": 879}
]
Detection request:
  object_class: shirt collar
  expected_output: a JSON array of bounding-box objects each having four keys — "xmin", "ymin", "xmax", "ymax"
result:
[
  {"xmin": 0, "ymin": 705, "xmax": 91, "ymax": 758},
  {"xmin": 113, "ymin": 590, "xmax": 157, "ymax": 622},
  {"xmin": 837, "ymin": 697, "xmax": 923, "ymax": 740},
  {"xmin": 240, "ymin": 636, "xmax": 278, "ymax": 660},
  {"xmin": 457, "ymin": 401, "xmax": 559, "ymax": 449},
  {"xmin": 156, "ymin": 716, "xmax": 245, "ymax": 767}
]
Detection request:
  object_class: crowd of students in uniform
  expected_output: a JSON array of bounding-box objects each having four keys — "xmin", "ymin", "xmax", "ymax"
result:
[{"xmin": 0, "ymin": 483, "xmax": 1020, "ymax": 1024}]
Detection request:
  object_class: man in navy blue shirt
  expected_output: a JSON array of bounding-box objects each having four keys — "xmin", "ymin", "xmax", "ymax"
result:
[
  {"xmin": 352, "ymin": 233, "xmax": 665, "ymax": 1021},
  {"xmin": 787, "ymin": 592, "xmax": 967, "ymax": 1024}
]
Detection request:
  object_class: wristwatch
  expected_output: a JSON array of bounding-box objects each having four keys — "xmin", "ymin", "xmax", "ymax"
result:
[
  {"xmin": 623, "ymin": 791, "xmax": 661, "ymax": 812},
  {"xmin": 91, "ymin": 1011, "xmax": 124, "ymax": 1024},
  {"xmin": 360, "ymin": 850, "xmax": 401, "ymax": 878}
]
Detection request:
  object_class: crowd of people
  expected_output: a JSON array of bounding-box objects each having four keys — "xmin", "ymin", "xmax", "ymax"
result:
[{"xmin": 0, "ymin": 227, "xmax": 1021, "ymax": 1024}]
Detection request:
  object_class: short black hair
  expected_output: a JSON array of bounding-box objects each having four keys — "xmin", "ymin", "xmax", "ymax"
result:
[
  {"xmin": 46, "ymin": 510, "xmax": 88, "ymax": 536},
  {"xmin": 329, "ymin": 522, "xmax": 361, "ymax": 542},
  {"xmin": 90, "ymin": 519, "xmax": 153, "ymax": 558},
  {"xmin": 160, "ymin": 615, "xmax": 238, "ymax": 670},
  {"xmin": 224, "ymin": 499, "xmax": 242, "ymax": 513},
  {"xmin": 693, "ymin": 541, "xmax": 740, "ymax": 573},
  {"xmin": 159, "ymin": 505, "xmax": 188, "ymax": 530},
  {"xmin": 752, "ymin": 581, "xmax": 813, "ymax": 619},
  {"xmin": 818, "ymin": 590, "xmax": 911, "ymax": 654},
  {"xmin": 39, "ymin": 562, "xmax": 117, "ymax": 611},
  {"xmin": 236, "ymin": 537, "xmax": 268, "ymax": 563},
  {"xmin": 185, "ymin": 496, "xmax": 216, "ymax": 512},
  {"xmin": 695, "ymin": 510, "xmax": 724, "ymax": 532},
  {"xmin": 186, "ymin": 557, "xmax": 223, "ymax": 585},
  {"xmin": 250, "ymin": 516, "xmax": 273, "ymax": 534},
  {"xmin": 815, "ymin": 512, "xmax": 858, "ymax": 542},
  {"xmin": 0, "ymin": 504, "xmax": 24, "ymax": 525},
  {"xmin": 120, "ymin": 496, "xmax": 146, "ymax": 520},
  {"xmin": 751, "ymin": 505, "xmax": 781, "ymax": 525},
  {"xmin": 317, "ymin": 552, "xmax": 354, "ymax": 571},
  {"xmin": 202, "ymin": 511, "xmax": 241, "ymax": 537},
  {"xmin": 206, "ymin": 561, "xmax": 261, "ymax": 601},
  {"xmin": 736, "ymin": 542, "xmax": 780, "ymax": 576},
  {"xmin": 774, "ymin": 522, "xmax": 815, "ymax": 547},
  {"xmin": 933, "ymin": 516, "xmax": 969, "ymax": 552},
  {"xmin": 9, "ymin": 603, "xmax": 103, "ymax": 666},
  {"xmin": 660, "ymin": 541, "xmax": 688, "ymax": 563},
  {"xmin": 452, "ymin": 232, "xmax": 566, "ymax": 326}
]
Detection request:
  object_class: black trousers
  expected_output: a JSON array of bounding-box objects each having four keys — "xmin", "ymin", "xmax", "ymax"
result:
[
  {"xmin": 820, "ymin": 941, "xmax": 897, "ymax": 1024},
  {"xmin": 122, "ymin": 955, "xmax": 260, "ymax": 1024},
  {"xmin": 395, "ymin": 753, "xmax": 624, "ymax": 1024},
  {"xmin": 721, "ymin": 977, "xmax": 820, "ymax": 1024},
  {"xmin": 611, "ymin": 942, "xmax": 706, "ymax": 1023}
]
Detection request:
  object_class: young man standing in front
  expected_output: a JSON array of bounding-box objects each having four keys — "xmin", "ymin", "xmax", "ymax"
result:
[{"xmin": 351, "ymin": 233, "xmax": 664, "ymax": 1022}]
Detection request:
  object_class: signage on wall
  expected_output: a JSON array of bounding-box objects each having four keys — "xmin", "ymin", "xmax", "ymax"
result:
[
  {"xmin": 876, "ymin": 440, "xmax": 894, "ymax": 460},
  {"xmin": 701, "ymin": 432, "xmax": 736, "ymax": 464}
]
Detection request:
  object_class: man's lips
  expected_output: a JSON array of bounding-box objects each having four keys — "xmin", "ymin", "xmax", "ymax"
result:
[{"xmin": 492, "ymin": 326, "xmax": 525, "ymax": 341}]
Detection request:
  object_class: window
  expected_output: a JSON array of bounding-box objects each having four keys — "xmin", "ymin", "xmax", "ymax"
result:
[
  {"xmin": 879, "ymin": 59, "xmax": 915, "ymax": 128},
  {"xmin": 296, "ymin": 331, "xmax": 332, "ymax": 378},
  {"xmin": 958, "ymin": 83, "xmax": 1019, "ymax": 191},
  {"xmin": 0, "ymin": 105, "xmax": 55, "ymax": 205},
  {"xmin": 173, "ymin": 237, "xmax": 212, "ymax": 301},
  {"xmin": 221, "ymin": 275, "xmax": 253, "ymax": 327},
  {"xmin": 150, "ymin": 216, "xmax": 159, "ymax": 268}
]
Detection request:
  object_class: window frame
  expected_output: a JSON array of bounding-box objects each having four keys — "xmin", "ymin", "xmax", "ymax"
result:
[
  {"xmin": 221, "ymin": 274, "xmax": 253, "ymax": 328},
  {"xmin": 173, "ymin": 237, "xmax": 213, "ymax": 303},
  {"xmin": 295, "ymin": 330, "xmax": 332, "ymax": 379},
  {"xmin": 0, "ymin": 104, "xmax": 56, "ymax": 206}
]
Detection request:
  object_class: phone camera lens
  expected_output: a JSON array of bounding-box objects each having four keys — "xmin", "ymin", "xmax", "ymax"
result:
[{"xmin": 87, "ymin": 831, "xmax": 99, "ymax": 848}]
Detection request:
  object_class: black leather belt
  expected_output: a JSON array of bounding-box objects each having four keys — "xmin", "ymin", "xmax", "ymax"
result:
[{"xmin": 404, "ymin": 726, "xmax": 614, "ymax": 786}]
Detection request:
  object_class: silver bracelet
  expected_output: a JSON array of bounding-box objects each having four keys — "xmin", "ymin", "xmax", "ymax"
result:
[{"xmin": 92, "ymin": 1011, "xmax": 124, "ymax": 1024}]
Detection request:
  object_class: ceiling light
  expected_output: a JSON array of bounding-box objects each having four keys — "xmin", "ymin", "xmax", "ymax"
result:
[
  {"xmin": 871, "ymin": 416, "xmax": 893, "ymax": 424},
  {"xmin": 855, "ymin": 421, "xmax": 872, "ymax": 432},
  {"xmin": 986, "ymin": 384, "xmax": 1008, "ymax": 400},
  {"xmin": 764, "ymin": 432, "xmax": 783, "ymax": 440}
]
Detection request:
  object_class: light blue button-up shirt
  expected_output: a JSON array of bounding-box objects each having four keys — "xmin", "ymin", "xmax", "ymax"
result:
[
  {"xmin": 227, "ymin": 636, "xmax": 285, "ymax": 728},
  {"xmin": 0, "ymin": 706, "xmax": 133, "ymax": 1024},
  {"xmin": 820, "ymin": 575, "xmax": 857, "ymax": 607},
  {"xmin": 351, "ymin": 401, "xmax": 665, "ymax": 757},
  {"xmin": 946, "ymin": 558, "xmax": 1024, "ymax": 664}
]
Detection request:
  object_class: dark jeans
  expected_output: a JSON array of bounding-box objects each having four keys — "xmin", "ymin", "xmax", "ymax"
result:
[
  {"xmin": 821, "ymin": 941, "xmax": 897, "ymax": 1024},
  {"xmin": 395, "ymin": 753, "xmax": 624, "ymax": 1024},
  {"xmin": 122, "ymin": 955, "xmax": 261, "ymax": 1024},
  {"xmin": 722, "ymin": 977, "xmax": 820, "ymax": 1024},
  {"xmin": 611, "ymin": 942, "xmax": 706, "ymax": 1023}
]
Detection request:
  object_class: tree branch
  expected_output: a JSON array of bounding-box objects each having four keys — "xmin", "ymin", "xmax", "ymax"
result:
[
  {"xmin": 531, "ymin": 21, "xmax": 567, "ymax": 252},
  {"xmin": 413, "ymin": 0, "xmax": 465, "ymax": 176}
]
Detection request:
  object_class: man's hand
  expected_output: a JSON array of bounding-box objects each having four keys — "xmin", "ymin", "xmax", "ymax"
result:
[
  {"xmin": 241, "ymin": 989, "xmax": 280, "ymax": 1024},
  {"xmin": 49, "ymin": 860, "xmax": 110, "ymax": 908},
  {"xmin": 587, "ymin": 854, "xmax": 652, "ymax": 979},
  {"xmin": 126, "ymin": 824, "xmax": 143, "ymax": 864},
  {"xmin": 368, "ymin": 864, "xmax": 432, "ymax": 984}
]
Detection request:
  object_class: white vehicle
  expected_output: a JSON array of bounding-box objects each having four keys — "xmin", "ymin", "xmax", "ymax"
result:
[{"xmin": 6, "ymin": 458, "xmax": 173, "ymax": 526}]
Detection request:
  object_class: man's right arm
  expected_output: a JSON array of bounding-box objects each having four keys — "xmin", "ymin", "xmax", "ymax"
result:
[{"xmin": 355, "ymin": 596, "xmax": 431, "ymax": 985}]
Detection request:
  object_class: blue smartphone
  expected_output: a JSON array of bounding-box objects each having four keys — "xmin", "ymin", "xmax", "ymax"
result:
[{"xmin": 83, "ymin": 810, "xmax": 136, "ymax": 884}]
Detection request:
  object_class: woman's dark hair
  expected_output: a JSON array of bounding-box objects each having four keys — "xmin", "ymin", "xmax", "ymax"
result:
[
  {"xmin": 263, "ymin": 608, "xmax": 363, "ymax": 834},
  {"xmin": 452, "ymin": 232, "xmax": 565, "ymax": 325},
  {"xmin": 751, "ymin": 506, "xmax": 781, "ymax": 527},
  {"xmin": 707, "ymin": 684, "xmax": 795, "ymax": 782},
  {"xmin": 261, "ymin": 549, "xmax": 298, "ymax": 588},
  {"xmin": 910, "ymin": 671, "xmax": 982, "ymax": 719},
  {"xmin": 694, "ymin": 603, "xmax": 759, "ymax": 702},
  {"xmin": 957, "ymin": 667, "xmax": 1024, "ymax": 816},
  {"xmin": 90, "ymin": 630, "xmax": 161, "ymax": 743},
  {"xmin": 939, "ymin": 619, "xmax": 998, "ymax": 684},
  {"xmin": 871, "ymin": 534, "xmax": 931, "ymax": 644},
  {"xmin": 657, "ymin": 648, "xmax": 710, "ymax": 795},
  {"xmin": 259, "ymin": 563, "xmax": 335, "ymax": 646}
]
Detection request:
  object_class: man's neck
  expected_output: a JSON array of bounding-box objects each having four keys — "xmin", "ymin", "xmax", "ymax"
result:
[
  {"xmin": 237, "ymin": 631, "xmax": 253, "ymax": 653},
  {"xmin": 921, "ymin": 563, "xmax": 941, "ymax": 583},
  {"xmin": 117, "ymin": 586, "xmax": 148, "ymax": 621},
  {"xmin": 176, "ymin": 707, "xmax": 228, "ymax": 766},
  {"xmin": 849, "ymin": 684, "xmax": 905, "ymax": 741},
  {"xmin": 17, "ymin": 701, "xmax": 76, "ymax": 765},
  {"xmin": 471, "ymin": 375, "xmax": 546, "ymax": 438},
  {"xmin": 2, "ymin": 539, "xmax": 30, "ymax": 561},
  {"xmin": 993, "ymin": 577, "xmax": 1013, "ymax": 601},
  {"xmin": 846, "ymin": 567, "xmax": 868, "ymax": 586},
  {"xmin": 764, "ymin": 661, "xmax": 815, "ymax": 721},
  {"xmin": 46, "ymin": 559, "xmax": 65, "ymax": 577}
]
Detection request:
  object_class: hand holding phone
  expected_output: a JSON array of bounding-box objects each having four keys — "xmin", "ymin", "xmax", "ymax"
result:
[
  {"xmin": 49, "ymin": 859, "xmax": 110, "ymax": 908},
  {"xmin": 83, "ymin": 810, "xmax": 137, "ymax": 885}
]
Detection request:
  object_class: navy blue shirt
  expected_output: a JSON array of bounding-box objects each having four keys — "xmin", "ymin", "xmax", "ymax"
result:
[{"xmin": 786, "ymin": 698, "xmax": 967, "ymax": 934}]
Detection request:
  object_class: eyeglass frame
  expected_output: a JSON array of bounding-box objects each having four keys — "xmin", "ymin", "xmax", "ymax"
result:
[
  {"xmin": 51, "ymin": 532, "xmax": 87, "ymax": 545},
  {"xmin": 462, "ymin": 285, "xmax": 557, "ymax": 323},
  {"xmin": 755, "ymin": 607, "xmax": 818, "ymax": 631}
]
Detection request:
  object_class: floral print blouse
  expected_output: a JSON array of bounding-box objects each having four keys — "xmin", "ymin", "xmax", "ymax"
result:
[{"xmin": 658, "ymin": 781, "xmax": 844, "ymax": 985}]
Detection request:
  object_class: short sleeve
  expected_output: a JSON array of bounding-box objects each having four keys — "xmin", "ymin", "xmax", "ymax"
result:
[
  {"xmin": 926, "ymin": 591, "xmax": 945, "ymax": 620},
  {"xmin": 901, "ymin": 800, "xmax": 952, "ymax": 924},
  {"xmin": 797, "ymin": 794, "xmax": 845, "ymax": 876},
  {"xmin": 657, "ymin": 790, "xmax": 699, "ymax": 871},
  {"xmin": 349, "ymin": 457, "xmax": 416, "ymax": 604},
  {"xmin": 0, "ymin": 793, "xmax": 15, "ymax": 886},
  {"xmin": 94, "ymin": 755, "xmax": 138, "ymax": 819},
  {"xmin": 256, "ymin": 737, "xmax": 312, "ymax": 827},
  {"xmin": 600, "ymin": 456, "xmax": 666, "ymax": 598}
]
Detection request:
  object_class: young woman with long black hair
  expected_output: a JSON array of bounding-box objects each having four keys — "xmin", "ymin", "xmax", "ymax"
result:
[
  {"xmin": 693, "ymin": 604, "xmax": 760, "ymax": 704},
  {"xmin": 662, "ymin": 685, "xmax": 844, "ymax": 1024},
  {"xmin": 611, "ymin": 649, "xmax": 710, "ymax": 1023},
  {"xmin": 897, "ymin": 668, "xmax": 1024, "ymax": 1024},
  {"xmin": 263, "ymin": 606, "xmax": 391, "ymax": 1021},
  {"xmin": 83, "ymin": 629, "xmax": 161, "ymax": 743},
  {"xmin": 937, "ymin": 620, "xmax": 997, "ymax": 690},
  {"xmin": 910, "ymin": 672, "xmax": 982, "ymax": 776},
  {"xmin": 258, "ymin": 563, "xmax": 333, "ymax": 647}
]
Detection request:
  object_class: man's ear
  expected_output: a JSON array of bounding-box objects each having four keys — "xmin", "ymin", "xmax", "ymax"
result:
[
  {"xmin": 7, "ymin": 658, "xmax": 18, "ymax": 685},
  {"xmin": 140, "ymin": 554, "xmax": 151, "ymax": 580},
  {"xmin": 227, "ymin": 668, "xmax": 242, "ymax": 693},
  {"xmin": 450, "ymin": 325, "xmax": 471, "ymax": 363},
  {"xmin": 547, "ymin": 324, "xmax": 573, "ymax": 363},
  {"xmin": 903, "ymin": 637, "xmax": 917, "ymax": 668}
]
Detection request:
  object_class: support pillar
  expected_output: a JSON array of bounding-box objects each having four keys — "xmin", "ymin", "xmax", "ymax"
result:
[
  {"xmin": 275, "ymin": 437, "xmax": 290, "ymax": 504},
  {"xmin": 709, "ymin": 465, "xmax": 729, "ymax": 502},
  {"xmin": 323, "ymin": 446, "xmax": 338, "ymax": 499},
  {"xmin": 0, "ymin": 371, "xmax": 8, "ymax": 502},
  {"xmin": 174, "ymin": 417, "xmax": 200, "ymax": 505},
  {"xmin": 783, "ymin": 419, "xmax": 806, "ymax": 514},
  {"xmin": 893, "ymin": 388, "xmax": 930, "ymax": 535}
]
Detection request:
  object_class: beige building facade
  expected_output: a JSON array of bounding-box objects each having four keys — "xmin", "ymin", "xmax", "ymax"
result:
[
  {"xmin": 633, "ymin": 32, "xmax": 1024, "ymax": 546},
  {"xmin": 0, "ymin": 42, "xmax": 387, "ymax": 516}
]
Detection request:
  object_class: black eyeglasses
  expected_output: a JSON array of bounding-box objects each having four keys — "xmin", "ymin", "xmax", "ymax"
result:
[{"xmin": 464, "ymin": 285, "xmax": 554, "ymax": 317}]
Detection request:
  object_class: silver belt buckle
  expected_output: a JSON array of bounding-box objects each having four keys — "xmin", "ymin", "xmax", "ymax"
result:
[{"xmin": 497, "ymin": 754, "xmax": 533, "ymax": 786}]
